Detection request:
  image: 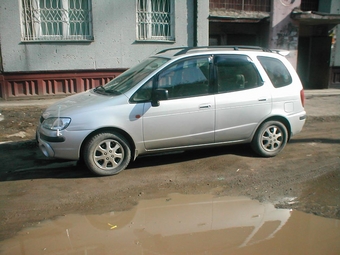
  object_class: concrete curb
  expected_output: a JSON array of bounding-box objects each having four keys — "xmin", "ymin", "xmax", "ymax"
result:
[{"xmin": 304, "ymin": 89, "xmax": 340, "ymax": 97}]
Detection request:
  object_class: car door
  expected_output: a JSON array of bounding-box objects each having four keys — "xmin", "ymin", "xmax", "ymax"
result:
[
  {"xmin": 214, "ymin": 54, "xmax": 272, "ymax": 142},
  {"xmin": 141, "ymin": 56, "xmax": 215, "ymax": 150}
]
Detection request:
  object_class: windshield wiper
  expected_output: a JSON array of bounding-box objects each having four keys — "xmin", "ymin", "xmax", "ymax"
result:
[
  {"xmin": 94, "ymin": 85, "xmax": 121, "ymax": 95},
  {"xmin": 94, "ymin": 85, "xmax": 106, "ymax": 93}
]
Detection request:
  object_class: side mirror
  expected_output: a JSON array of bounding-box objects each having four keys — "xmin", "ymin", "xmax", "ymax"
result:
[{"xmin": 151, "ymin": 89, "xmax": 169, "ymax": 107}]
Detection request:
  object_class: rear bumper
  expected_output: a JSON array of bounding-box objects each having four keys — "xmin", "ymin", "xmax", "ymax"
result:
[{"xmin": 287, "ymin": 111, "xmax": 306, "ymax": 137}]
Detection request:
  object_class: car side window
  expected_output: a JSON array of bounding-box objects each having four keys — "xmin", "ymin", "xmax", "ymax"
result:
[
  {"xmin": 215, "ymin": 55, "xmax": 262, "ymax": 93},
  {"xmin": 157, "ymin": 57, "xmax": 210, "ymax": 99},
  {"xmin": 257, "ymin": 56, "xmax": 292, "ymax": 88},
  {"xmin": 131, "ymin": 79, "xmax": 153, "ymax": 102}
]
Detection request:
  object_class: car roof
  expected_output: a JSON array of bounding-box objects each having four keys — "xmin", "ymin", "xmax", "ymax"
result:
[{"xmin": 155, "ymin": 46, "xmax": 290, "ymax": 59}]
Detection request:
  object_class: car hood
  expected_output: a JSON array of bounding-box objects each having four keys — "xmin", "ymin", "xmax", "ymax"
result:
[{"xmin": 42, "ymin": 90, "xmax": 128, "ymax": 119}]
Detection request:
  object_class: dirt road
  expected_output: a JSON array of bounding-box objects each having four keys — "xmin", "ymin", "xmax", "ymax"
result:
[{"xmin": 0, "ymin": 98, "xmax": 339, "ymax": 241}]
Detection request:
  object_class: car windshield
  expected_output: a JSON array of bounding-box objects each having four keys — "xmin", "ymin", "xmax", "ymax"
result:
[{"xmin": 94, "ymin": 57, "xmax": 169, "ymax": 95}]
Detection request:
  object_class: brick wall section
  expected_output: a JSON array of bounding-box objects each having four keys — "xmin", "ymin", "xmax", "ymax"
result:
[
  {"xmin": 0, "ymin": 70, "xmax": 125, "ymax": 100},
  {"xmin": 209, "ymin": 0, "xmax": 270, "ymax": 12}
]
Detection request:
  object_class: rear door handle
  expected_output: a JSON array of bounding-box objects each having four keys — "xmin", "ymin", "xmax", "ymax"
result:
[
  {"xmin": 258, "ymin": 98, "xmax": 267, "ymax": 102},
  {"xmin": 199, "ymin": 104, "xmax": 212, "ymax": 109}
]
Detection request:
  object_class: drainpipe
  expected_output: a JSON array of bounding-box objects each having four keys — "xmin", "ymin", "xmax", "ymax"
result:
[
  {"xmin": 0, "ymin": 41, "xmax": 3, "ymax": 73},
  {"xmin": 0, "ymin": 43, "xmax": 5, "ymax": 100},
  {"xmin": 193, "ymin": 0, "xmax": 198, "ymax": 47}
]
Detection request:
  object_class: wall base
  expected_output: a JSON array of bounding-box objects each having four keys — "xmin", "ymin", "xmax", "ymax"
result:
[{"xmin": 0, "ymin": 70, "xmax": 125, "ymax": 100}]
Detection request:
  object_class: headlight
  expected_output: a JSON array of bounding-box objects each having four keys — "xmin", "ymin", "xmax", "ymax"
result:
[{"xmin": 42, "ymin": 117, "xmax": 71, "ymax": 131}]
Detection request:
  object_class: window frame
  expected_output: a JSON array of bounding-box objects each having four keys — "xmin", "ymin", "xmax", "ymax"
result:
[
  {"xmin": 156, "ymin": 56, "xmax": 211, "ymax": 99},
  {"xmin": 20, "ymin": 0, "xmax": 93, "ymax": 42},
  {"xmin": 136, "ymin": 0, "xmax": 175, "ymax": 42},
  {"xmin": 131, "ymin": 56, "xmax": 211, "ymax": 103},
  {"xmin": 214, "ymin": 54, "xmax": 263, "ymax": 94},
  {"xmin": 257, "ymin": 56, "xmax": 293, "ymax": 88}
]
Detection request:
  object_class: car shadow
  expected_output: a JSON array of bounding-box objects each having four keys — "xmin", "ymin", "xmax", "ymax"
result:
[
  {"xmin": 0, "ymin": 140, "xmax": 92, "ymax": 181},
  {"xmin": 0, "ymin": 140, "xmax": 256, "ymax": 181},
  {"xmin": 128, "ymin": 144, "xmax": 256, "ymax": 169},
  {"xmin": 0, "ymin": 163, "xmax": 93, "ymax": 181}
]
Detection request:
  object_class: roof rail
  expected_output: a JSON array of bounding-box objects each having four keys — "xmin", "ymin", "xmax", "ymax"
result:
[
  {"xmin": 270, "ymin": 49, "xmax": 290, "ymax": 56},
  {"xmin": 156, "ymin": 46, "xmax": 272, "ymax": 56},
  {"xmin": 156, "ymin": 47, "xmax": 189, "ymax": 55}
]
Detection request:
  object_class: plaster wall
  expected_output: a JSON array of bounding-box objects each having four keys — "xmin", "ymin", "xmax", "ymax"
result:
[
  {"xmin": 269, "ymin": 0, "xmax": 301, "ymax": 69},
  {"xmin": 196, "ymin": 0, "xmax": 209, "ymax": 46},
  {"xmin": 325, "ymin": 0, "xmax": 340, "ymax": 67},
  {"xmin": 0, "ymin": 0, "xmax": 209, "ymax": 73}
]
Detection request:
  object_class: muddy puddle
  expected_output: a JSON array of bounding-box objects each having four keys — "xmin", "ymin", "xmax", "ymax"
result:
[{"xmin": 1, "ymin": 194, "xmax": 340, "ymax": 255}]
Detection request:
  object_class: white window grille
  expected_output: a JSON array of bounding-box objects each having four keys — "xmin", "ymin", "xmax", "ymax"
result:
[
  {"xmin": 137, "ymin": 0, "xmax": 174, "ymax": 41},
  {"xmin": 21, "ymin": 0, "xmax": 93, "ymax": 41}
]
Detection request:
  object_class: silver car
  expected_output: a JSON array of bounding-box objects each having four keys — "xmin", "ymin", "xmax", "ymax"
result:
[{"xmin": 36, "ymin": 46, "xmax": 306, "ymax": 176}]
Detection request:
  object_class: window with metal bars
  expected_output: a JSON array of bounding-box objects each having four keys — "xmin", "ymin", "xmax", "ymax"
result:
[
  {"xmin": 300, "ymin": 0, "xmax": 319, "ymax": 11},
  {"xmin": 137, "ymin": 0, "xmax": 174, "ymax": 41},
  {"xmin": 21, "ymin": 0, "xmax": 93, "ymax": 41},
  {"xmin": 209, "ymin": 0, "xmax": 270, "ymax": 12}
]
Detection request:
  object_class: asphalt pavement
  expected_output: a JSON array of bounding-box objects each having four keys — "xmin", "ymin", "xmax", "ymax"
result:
[{"xmin": 0, "ymin": 89, "xmax": 339, "ymax": 118}]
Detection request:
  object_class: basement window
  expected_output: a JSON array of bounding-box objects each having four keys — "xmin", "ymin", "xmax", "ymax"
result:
[
  {"xmin": 136, "ymin": 0, "xmax": 175, "ymax": 42},
  {"xmin": 20, "ymin": 0, "xmax": 93, "ymax": 42}
]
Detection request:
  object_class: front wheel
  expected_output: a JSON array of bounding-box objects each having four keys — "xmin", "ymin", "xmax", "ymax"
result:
[
  {"xmin": 83, "ymin": 132, "xmax": 131, "ymax": 176},
  {"xmin": 251, "ymin": 121, "xmax": 288, "ymax": 157}
]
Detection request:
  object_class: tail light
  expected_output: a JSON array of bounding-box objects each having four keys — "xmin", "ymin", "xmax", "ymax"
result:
[{"xmin": 300, "ymin": 89, "xmax": 305, "ymax": 107}]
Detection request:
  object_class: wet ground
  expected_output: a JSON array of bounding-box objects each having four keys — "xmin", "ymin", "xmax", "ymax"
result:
[
  {"xmin": 0, "ymin": 94, "xmax": 339, "ymax": 253},
  {"xmin": 1, "ymin": 194, "xmax": 339, "ymax": 254}
]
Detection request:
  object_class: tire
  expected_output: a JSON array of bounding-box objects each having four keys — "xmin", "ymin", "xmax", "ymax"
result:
[
  {"xmin": 251, "ymin": 121, "xmax": 288, "ymax": 157},
  {"xmin": 83, "ymin": 132, "xmax": 131, "ymax": 176}
]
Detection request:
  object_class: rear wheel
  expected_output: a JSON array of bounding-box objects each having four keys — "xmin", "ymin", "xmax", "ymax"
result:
[
  {"xmin": 83, "ymin": 132, "xmax": 131, "ymax": 176},
  {"xmin": 251, "ymin": 121, "xmax": 288, "ymax": 157}
]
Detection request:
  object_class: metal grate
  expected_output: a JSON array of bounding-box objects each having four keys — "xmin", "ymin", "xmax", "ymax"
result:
[
  {"xmin": 209, "ymin": 0, "xmax": 271, "ymax": 12},
  {"xmin": 21, "ymin": 0, "xmax": 93, "ymax": 41},
  {"xmin": 137, "ymin": 0, "xmax": 174, "ymax": 41}
]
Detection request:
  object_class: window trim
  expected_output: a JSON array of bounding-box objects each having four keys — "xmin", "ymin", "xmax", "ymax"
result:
[
  {"xmin": 257, "ymin": 56, "xmax": 293, "ymax": 88},
  {"xmin": 155, "ymin": 56, "xmax": 211, "ymax": 99},
  {"xmin": 214, "ymin": 54, "xmax": 264, "ymax": 93},
  {"xmin": 20, "ymin": 0, "xmax": 93, "ymax": 42},
  {"xmin": 136, "ymin": 0, "xmax": 175, "ymax": 42}
]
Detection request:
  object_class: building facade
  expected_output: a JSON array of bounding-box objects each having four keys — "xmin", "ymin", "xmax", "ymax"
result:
[
  {"xmin": 0, "ymin": 0, "xmax": 339, "ymax": 100},
  {"xmin": 209, "ymin": 0, "xmax": 340, "ymax": 89},
  {"xmin": 0, "ymin": 0, "xmax": 209, "ymax": 100}
]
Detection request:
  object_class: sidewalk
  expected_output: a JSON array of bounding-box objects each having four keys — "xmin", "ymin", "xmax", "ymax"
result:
[
  {"xmin": 0, "ymin": 89, "xmax": 339, "ymax": 117},
  {"xmin": 0, "ymin": 98, "xmax": 60, "ymax": 107},
  {"xmin": 304, "ymin": 88, "xmax": 340, "ymax": 97},
  {"xmin": 304, "ymin": 89, "xmax": 340, "ymax": 117}
]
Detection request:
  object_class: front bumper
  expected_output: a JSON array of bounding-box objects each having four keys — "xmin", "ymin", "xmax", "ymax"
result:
[
  {"xmin": 37, "ymin": 131, "xmax": 56, "ymax": 158},
  {"xmin": 36, "ymin": 125, "xmax": 90, "ymax": 160}
]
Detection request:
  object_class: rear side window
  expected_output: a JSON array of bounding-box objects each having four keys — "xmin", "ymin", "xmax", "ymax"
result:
[
  {"xmin": 215, "ymin": 55, "xmax": 262, "ymax": 93},
  {"xmin": 258, "ymin": 56, "xmax": 292, "ymax": 88}
]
